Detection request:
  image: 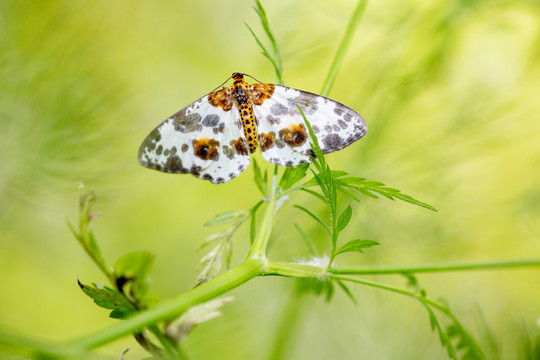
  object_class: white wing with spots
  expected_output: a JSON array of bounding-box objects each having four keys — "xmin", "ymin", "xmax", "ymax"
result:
[
  {"xmin": 253, "ymin": 85, "xmax": 367, "ymax": 166},
  {"xmin": 138, "ymin": 93, "xmax": 250, "ymax": 184}
]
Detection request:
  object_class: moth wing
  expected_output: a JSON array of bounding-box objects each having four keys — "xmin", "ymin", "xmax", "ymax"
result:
[
  {"xmin": 251, "ymin": 84, "xmax": 367, "ymax": 166},
  {"xmin": 138, "ymin": 90, "xmax": 250, "ymax": 184}
]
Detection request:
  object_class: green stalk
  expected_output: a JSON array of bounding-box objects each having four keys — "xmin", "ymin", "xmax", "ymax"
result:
[
  {"xmin": 247, "ymin": 174, "xmax": 279, "ymax": 259},
  {"xmin": 66, "ymin": 259, "xmax": 263, "ymax": 352},
  {"xmin": 320, "ymin": 0, "xmax": 368, "ymax": 97},
  {"xmin": 329, "ymin": 258, "xmax": 540, "ymax": 275}
]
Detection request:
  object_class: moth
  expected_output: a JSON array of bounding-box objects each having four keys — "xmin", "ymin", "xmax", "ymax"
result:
[{"xmin": 138, "ymin": 72, "xmax": 367, "ymax": 183}]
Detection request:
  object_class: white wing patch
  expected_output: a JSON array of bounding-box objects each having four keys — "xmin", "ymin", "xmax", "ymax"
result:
[
  {"xmin": 252, "ymin": 85, "xmax": 367, "ymax": 166},
  {"xmin": 138, "ymin": 93, "xmax": 250, "ymax": 184}
]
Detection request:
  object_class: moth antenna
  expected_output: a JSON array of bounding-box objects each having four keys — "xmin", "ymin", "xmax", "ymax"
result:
[
  {"xmin": 243, "ymin": 73, "xmax": 264, "ymax": 84},
  {"xmin": 208, "ymin": 74, "xmax": 235, "ymax": 94}
]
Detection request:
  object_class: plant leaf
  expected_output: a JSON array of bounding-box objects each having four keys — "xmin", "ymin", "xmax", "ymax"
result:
[
  {"xmin": 293, "ymin": 205, "xmax": 330, "ymax": 234},
  {"xmin": 293, "ymin": 223, "xmax": 318, "ymax": 256},
  {"xmin": 337, "ymin": 177, "xmax": 437, "ymax": 211},
  {"xmin": 78, "ymin": 279, "xmax": 136, "ymax": 319},
  {"xmin": 335, "ymin": 239, "xmax": 380, "ymax": 255},
  {"xmin": 113, "ymin": 251, "xmax": 155, "ymax": 302},
  {"xmin": 336, "ymin": 205, "xmax": 352, "ymax": 233},
  {"xmin": 204, "ymin": 211, "xmax": 248, "ymax": 227},
  {"xmin": 279, "ymin": 162, "xmax": 309, "ymax": 191},
  {"xmin": 336, "ymin": 280, "xmax": 357, "ymax": 305},
  {"xmin": 300, "ymin": 188, "xmax": 326, "ymax": 203}
]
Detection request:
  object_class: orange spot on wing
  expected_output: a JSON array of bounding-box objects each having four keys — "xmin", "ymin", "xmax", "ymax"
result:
[
  {"xmin": 248, "ymin": 84, "xmax": 275, "ymax": 105},
  {"xmin": 259, "ymin": 132, "xmax": 276, "ymax": 152},
  {"xmin": 279, "ymin": 124, "xmax": 308, "ymax": 147},
  {"xmin": 193, "ymin": 138, "xmax": 220, "ymax": 160},
  {"xmin": 209, "ymin": 88, "xmax": 233, "ymax": 111},
  {"xmin": 231, "ymin": 138, "xmax": 249, "ymax": 156}
]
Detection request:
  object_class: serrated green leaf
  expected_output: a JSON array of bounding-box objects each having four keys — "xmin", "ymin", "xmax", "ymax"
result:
[
  {"xmin": 336, "ymin": 205, "xmax": 352, "ymax": 233},
  {"xmin": 78, "ymin": 279, "xmax": 136, "ymax": 319},
  {"xmin": 204, "ymin": 211, "xmax": 248, "ymax": 227},
  {"xmin": 335, "ymin": 239, "xmax": 380, "ymax": 255},
  {"xmin": 293, "ymin": 205, "xmax": 330, "ymax": 234}
]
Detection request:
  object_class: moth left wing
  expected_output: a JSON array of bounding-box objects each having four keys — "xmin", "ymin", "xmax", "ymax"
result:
[
  {"xmin": 138, "ymin": 90, "xmax": 250, "ymax": 184},
  {"xmin": 250, "ymin": 84, "xmax": 367, "ymax": 166}
]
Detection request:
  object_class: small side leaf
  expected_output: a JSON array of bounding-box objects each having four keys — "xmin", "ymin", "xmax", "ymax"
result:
[
  {"xmin": 336, "ymin": 205, "xmax": 352, "ymax": 233},
  {"xmin": 279, "ymin": 162, "xmax": 309, "ymax": 191},
  {"xmin": 335, "ymin": 239, "xmax": 380, "ymax": 255},
  {"xmin": 336, "ymin": 280, "xmax": 357, "ymax": 305},
  {"xmin": 293, "ymin": 205, "xmax": 330, "ymax": 234},
  {"xmin": 337, "ymin": 177, "xmax": 437, "ymax": 211},
  {"xmin": 204, "ymin": 211, "xmax": 248, "ymax": 227}
]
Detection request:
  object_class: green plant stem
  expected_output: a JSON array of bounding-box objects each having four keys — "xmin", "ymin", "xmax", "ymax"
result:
[
  {"xmin": 320, "ymin": 0, "xmax": 368, "ymax": 97},
  {"xmin": 267, "ymin": 283, "xmax": 305, "ymax": 360},
  {"xmin": 264, "ymin": 260, "xmax": 326, "ymax": 278},
  {"xmin": 329, "ymin": 258, "xmax": 540, "ymax": 275},
  {"xmin": 247, "ymin": 179, "xmax": 279, "ymax": 259},
  {"xmin": 66, "ymin": 259, "xmax": 263, "ymax": 352}
]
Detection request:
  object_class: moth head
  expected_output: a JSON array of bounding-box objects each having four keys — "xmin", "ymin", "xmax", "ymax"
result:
[{"xmin": 231, "ymin": 72, "xmax": 244, "ymax": 80}]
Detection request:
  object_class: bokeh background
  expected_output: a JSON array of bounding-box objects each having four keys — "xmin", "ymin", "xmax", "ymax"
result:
[{"xmin": 1, "ymin": 0, "xmax": 540, "ymax": 359}]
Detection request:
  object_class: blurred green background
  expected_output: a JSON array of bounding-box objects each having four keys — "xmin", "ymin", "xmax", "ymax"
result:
[{"xmin": 1, "ymin": 0, "xmax": 540, "ymax": 359}]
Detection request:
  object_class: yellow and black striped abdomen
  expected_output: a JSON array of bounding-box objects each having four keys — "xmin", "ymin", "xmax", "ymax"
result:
[
  {"xmin": 232, "ymin": 75, "xmax": 258, "ymax": 153},
  {"xmin": 238, "ymin": 102, "xmax": 257, "ymax": 153}
]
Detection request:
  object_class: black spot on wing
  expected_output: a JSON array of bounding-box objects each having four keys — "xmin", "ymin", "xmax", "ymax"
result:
[
  {"xmin": 322, "ymin": 134, "xmax": 345, "ymax": 152},
  {"xmin": 202, "ymin": 114, "xmax": 220, "ymax": 127},
  {"xmin": 172, "ymin": 111, "xmax": 202, "ymax": 133},
  {"xmin": 270, "ymin": 103, "xmax": 288, "ymax": 115}
]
